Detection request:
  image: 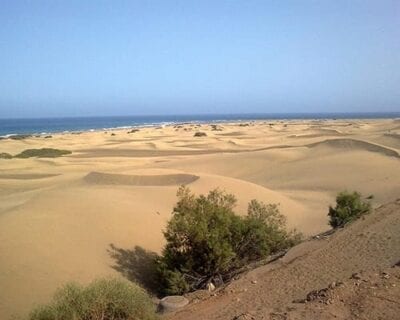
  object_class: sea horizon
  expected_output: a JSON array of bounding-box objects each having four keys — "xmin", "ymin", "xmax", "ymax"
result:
[{"xmin": 1, "ymin": 112, "xmax": 399, "ymax": 136}]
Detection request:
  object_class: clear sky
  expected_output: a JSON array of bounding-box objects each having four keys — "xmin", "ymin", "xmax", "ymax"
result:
[{"xmin": 0, "ymin": 1, "xmax": 399, "ymax": 118}]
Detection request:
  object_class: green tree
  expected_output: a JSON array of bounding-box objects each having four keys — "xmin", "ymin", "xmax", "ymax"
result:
[
  {"xmin": 157, "ymin": 187, "xmax": 301, "ymax": 295},
  {"xmin": 328, "ymin": 191, "xmax": 371, "ymax": 228}
]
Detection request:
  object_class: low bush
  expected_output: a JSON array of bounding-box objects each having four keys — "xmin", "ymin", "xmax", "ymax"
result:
[
  {"xmin": 328, "ymin": 191, "xmax": 371, "ymax": 228},
  {"xmin": 210, "ymin": 124, "xmax": 223, "ymax": 131},
  {"xmin": 157, "ymin": 187, "xmax": 301, "ymax": 295},
  {"xmin": 0, "ymin": 152, "xmax": 12, "ymax": 159},
  {"xmin": 28, "ymin": 278, "xmax": 157, "ymax": 320},
  {"xmin": 9, "ymin": 134, "xmax": 32, "ymax": 140},
  {"xmin": 14, "ymin": 148, "xmax": 71, "ymax": 158},
  {"xmin": 193, "ymin": 132, "xmax": 207, "ymax": 137}
]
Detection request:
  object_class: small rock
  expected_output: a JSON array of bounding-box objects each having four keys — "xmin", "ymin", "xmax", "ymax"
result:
[
  {"xmin": 206, "ymin": 282, "xmax": 216, "ymax": 291},
  {"xmin": 251, "ymin": 280, "xmax": 257, "ymax": 284},
  {"xmin": 159, "ymin": 296, "xmax": 189, "ymax": 313},
  {"xmin": 351, "ymin": 273, "xmax": 361, "ymax": 280}
]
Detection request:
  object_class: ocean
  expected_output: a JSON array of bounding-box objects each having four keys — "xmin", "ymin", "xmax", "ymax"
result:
[{"xmin": 0, "ymin": 113, "xmax": 399, "ymax": 136}]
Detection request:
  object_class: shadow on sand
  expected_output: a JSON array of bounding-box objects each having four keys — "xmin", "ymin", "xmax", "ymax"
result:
[{"xmin": 108, "ymin": 244, "xmax": 160, "ymax": 295}]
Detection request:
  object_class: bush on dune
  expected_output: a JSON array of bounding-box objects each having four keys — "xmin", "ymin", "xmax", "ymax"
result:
[
  {"xmin": 328, "ymin": 191, "xmax": 372, "ymax": 228},
  {"xmin": 0, "ymin": 152, "xmax": 12, "ymax": 159},
  {"xmin": 9, "ymin": 134, "xmax": 32, "ymax": 140},
  {"xmin": 157, "ymin": 187, "xmax": 301, "ymax": 295},
  {"xmin": 193, "ymin": 131, "xmax": 207, "ymax": 137},
  {"xmin": 28, "ymin": 278, "xmax": 157, "ymax": 320},
  {"xmin": 14, "ymin": 148, "xmax": 71, "ymax": 158}
]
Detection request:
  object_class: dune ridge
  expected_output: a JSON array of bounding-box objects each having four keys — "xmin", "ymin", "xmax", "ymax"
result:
[
  {"xmin": 83, "ymin": 171, "xmax": 199, "ymax": 186},
  {"xmin": 0, "ymin": 173, "xmax": 60, "ymax": 180},
  {"xmin": 306, "ymin": 138, "xmax": 400, "ymax": 158}
]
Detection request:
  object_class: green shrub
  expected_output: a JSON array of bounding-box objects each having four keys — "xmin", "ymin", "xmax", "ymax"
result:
[
  {"xmin": 193, "ymin": 132, "xmax": 207, "ymax": 137},
  {"xmin": 28, "ymin": 278, "xmax": 157, "ymax": 320},
  {"xmin": 0, "ymin": 152, "xmax": 13, "ymax": 159},
  {"xmin": 328, "ymin": 191, "xmax": 371, "ymax": 228},
  {"xmin": 14, "ymin": 148, "xmax": 71, "ymax": 158},
  {"xmin": 9, "ymin": 134, "xmax": 32, "ymax": 140},
  {"xmin": 157, "ymin": 187, "xmax": 301, "ymax": 295}
]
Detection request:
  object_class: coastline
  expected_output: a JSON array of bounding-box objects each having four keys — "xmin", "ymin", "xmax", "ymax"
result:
[{"xmin": 1, "ymin": 112, "xmax": 399, "ymax": 137}]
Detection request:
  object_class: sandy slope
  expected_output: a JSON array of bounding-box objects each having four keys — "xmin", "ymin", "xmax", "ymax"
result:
[
  {"xmin": 167, "ymin": 199, "xmax": 400, "ymax": 320},
  {"xmin": 0, "ymin": 119, "xmax": 399, "ymax": 319}
]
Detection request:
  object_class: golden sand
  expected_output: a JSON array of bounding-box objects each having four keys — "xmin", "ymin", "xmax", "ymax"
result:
[{"xmin": 0, "ymin": 119, "xmax": 399, "ymax": 318}]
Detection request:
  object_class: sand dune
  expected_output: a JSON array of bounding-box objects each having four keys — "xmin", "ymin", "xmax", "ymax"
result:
[
  {"xmin": 0, "ymin": 172, "xmax": 309, "ymax": 319},
  {"xmin": 289, "ymin": 131, "xmax": 345, "ymax": 139},
  {"xmin": 0, "ymin": 119, "xmax": 399, "ymax": 319},
  {"xmin": 83, "ymin": 171, "xmax": 199, "ymax": 186},
  {"xmin": 306, "ymin": 138, "xmax": 400, "ymax": 158},
  {"xmin": 384, "ymin": 133, "xmax": 400, "ymax": 140},
  {"xmin": 72, "ymin": 148, "xmax": 244, "ymax": 158},
  {"xmin": 0, "ymin": 173, "xmax": 60, "ymax": 180},
  {"xmin": 288, "ymin": 127, "xmax": 344, "ymax": 138},
  {"xmin": 216, "ymin": 131, "xmax": 246, "ymax": 137}
]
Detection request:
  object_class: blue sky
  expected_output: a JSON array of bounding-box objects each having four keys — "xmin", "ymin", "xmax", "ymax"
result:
[{"xmin": 0, "ymin": 1, "xmax": 399, "ymax": 118}]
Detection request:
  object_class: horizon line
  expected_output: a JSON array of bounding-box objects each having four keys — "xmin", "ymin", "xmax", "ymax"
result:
[{"xmin": 1, "ymin": 111, "xmax": 400, "ymax": 120}]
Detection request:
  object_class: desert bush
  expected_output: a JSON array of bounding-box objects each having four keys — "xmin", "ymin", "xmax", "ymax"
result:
[
  {"xmin": 28, "ymin": 278, "xmax": 157, "ymax": 320},
  {"xmin": 14, "ymin": 148, "xmax": 71, "ymax": 158},
  {"xmin": 0, "ymin": 152, "xmax": 13, "ymax": 159},
  {"xmin": 210, "ymin": 124, "xmax": 222, "ymax": 131},
  {"xmin": 9, "ymin": 134, "xmax": 32, "ymax": 140},
  {"xmin": 157, "ymin": 187, "xmax": 301, "ymax": 295},
  {"xmin": 328, "ymin": 191, "xmax": 372, "ymax": 228},
  {"xmin": 193, "ymin": 132, "xmax": 207, "ymax": 137}
]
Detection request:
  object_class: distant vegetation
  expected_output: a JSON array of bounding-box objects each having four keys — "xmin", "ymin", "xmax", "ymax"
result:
[
  {"xmin": 9, "ymin": 134, "xmax": 32, "ymax": 140},
  {"xmin": 0, "ymin": 152, "xmax": 13, "ymax": 159},
  {"xmin": 28, "ymin": 278, "xmax": 157, "ymax": 320},
  {"xmin": 156, "ymin": 187, "xmax": 301, "ymax": 295},
  {"xmin": 193, "ymin": 131, "xmax": 207, "ymax": 137},
  {"xmin": 14, "ymin": 148, "xmax": 71, "ymax": 158},
  {"xmin": 328, "ymin": 191, "xmax": 372, "ymax": 228}
]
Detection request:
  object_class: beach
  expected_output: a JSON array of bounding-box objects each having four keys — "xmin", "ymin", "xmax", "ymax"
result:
[{"xmin": 0, "ymin": 118, "xmax": 399, "ymax": 319}]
